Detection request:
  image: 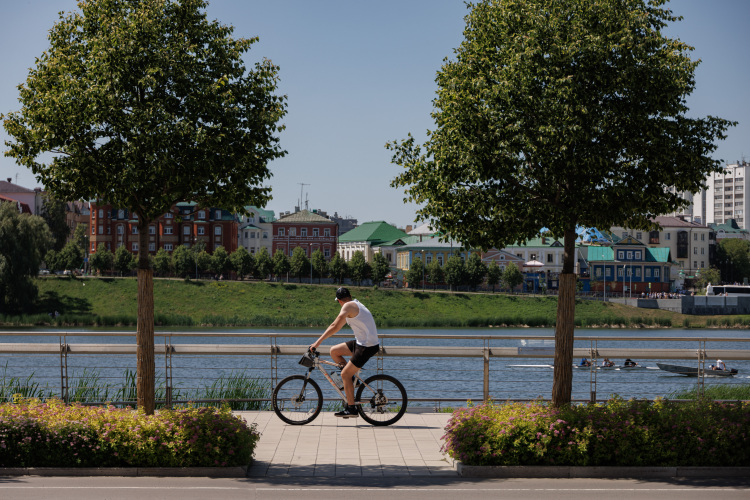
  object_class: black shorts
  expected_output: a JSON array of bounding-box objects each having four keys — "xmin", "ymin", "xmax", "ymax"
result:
[{"xmin": 345, "ymin": 340, "xmax": 380, "ymax": 368}]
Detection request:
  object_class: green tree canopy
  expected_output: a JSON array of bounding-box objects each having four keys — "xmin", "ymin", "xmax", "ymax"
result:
[
  {"xmin": 310, "ymin": 249, "xmax": 327, "ymax": 284},
  {"xmin": 487, "ymin": 261, "xmax": 502, "ymax": 293},
  {"xmin": 172, "ymin": 245, "xmax": 195, "ymax": 278},
  {"xmin": 254, "ymin": 247, "xmax": 273, "ymax": 280},
  {"xmin": 387, "ymin": 0, "xmax": 734, "ymax": 406},
  {"xmin": 349, "ymin": 251, "xmax": 370, "ymax": 286},
  {"xmin": 2, "ymin": 0, "xmax": 286, "ymax": 414},
  {"xmin": 444, "ymin": 255, "xmax": 466, "ymax": 291},
  {"xmin": 717, "ymin": 239, "xmax": 750, "ymax": 284},
  {"xmin": 90, "ymin": 245, "xmax": 114, "ymax": 276},
  {"xmin": 211, "ymin": 246, "xmax": 231, "ymax": 277},
  {"xmin": 230, "ymin": 247, "xmax": 255, "ymax": 280},
  {"xmin": 113, "ymin": 245, "xmax": 135, "ymax": 276},
  {"xmin": 41, "ymin": 195, "xmax": 69, "ymax": 252},
  {"xmin": 405, "ymin": 256, "xmax": 425, "ymax": 289},
  {"xmin": 426, "ymin": 259, "xmax": 444, "ymax": 289},
  {"xmin": 370, "ymin": 252, "xmax": 390, "ymax": 286},
  {"xmin": 196, "ymin": 250, "xmax": 212, "ymax": 277},
  {"xmin": 0, "ymin": 202, "xmax": 53, "ymax": 313},
  {"xmin": 328, "ymin": 253, "xmax": 347, "ymax": 284},
  {"xmin": 289, "ymin": 247, "xmax": 310, "ymax": 282},
  {"xmin": 502, "ymin": 262, "xmax": 524, "ymax": 292},
  {"xmin": 465, "ymin": 253, "xmax": 488, "ymax": 291},
  {"xmin": 272, "ymin": 249, "xmax": 290, "ymax": 281},
  {"xmin": 153, "ymin": 248, "xmax": 172, "ymax": 277},
  {"xmin": 58, "ymin": 241, "xmax": 84, "ymax": 272}
]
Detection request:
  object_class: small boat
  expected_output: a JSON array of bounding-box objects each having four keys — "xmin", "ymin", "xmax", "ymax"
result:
[{"xmin": 656, "ymin": 362, "xmax": 738, "ymax": 377}]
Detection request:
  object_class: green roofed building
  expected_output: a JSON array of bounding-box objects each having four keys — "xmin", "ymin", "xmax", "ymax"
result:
[
  {"xmin": 587, "ymin": 235, "xmax": 674, "ymax": 296},
  {"xmin": 339, "ymin": 221, "xmax": 410, "ymax": 266}
]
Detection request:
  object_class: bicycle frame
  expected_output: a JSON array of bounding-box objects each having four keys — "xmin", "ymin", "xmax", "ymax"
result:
[{"xmin": 304, "ymin": 353, "xmax": 370, "ymax": 402}]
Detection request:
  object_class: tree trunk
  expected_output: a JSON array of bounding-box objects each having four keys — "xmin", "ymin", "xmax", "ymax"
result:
[
  {"xmin": 137, "ymin": 218, "xmax": 155, "ymax": 414},
  {"xmin": 552, "ymin": 226, "xmax": 577, "ymax": 407}
]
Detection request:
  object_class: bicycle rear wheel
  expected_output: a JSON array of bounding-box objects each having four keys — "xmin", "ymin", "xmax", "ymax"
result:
[
  {"xmin": 356, "ymin": 374, "xmax": 407, "ymax": 426},
  {"xmin": 272, "ymin": 375, "xmax": 322, "ymax": 425}
]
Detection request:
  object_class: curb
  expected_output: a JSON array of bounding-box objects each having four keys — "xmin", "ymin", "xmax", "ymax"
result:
[
  {"xmin": 0, "ymin": 466, "xmax": 249, "ymax": 478},
  {"xmin": 455, "ymin": 463, "xmax": 750, "ymax": 478}
]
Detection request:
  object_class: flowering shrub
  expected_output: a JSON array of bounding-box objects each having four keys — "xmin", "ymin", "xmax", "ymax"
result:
[
  {"xmin": 442, "ymin": 398, "xmax": 750, "ymax": 467},
  {"xmin": 0, "ymin": 398, "xmax": 259, "ymax": 467}
]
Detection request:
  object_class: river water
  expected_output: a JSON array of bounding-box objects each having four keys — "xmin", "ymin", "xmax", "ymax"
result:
[{"xmin": 1, "ymin": 327, "xmax": 749, "ymax": 406}]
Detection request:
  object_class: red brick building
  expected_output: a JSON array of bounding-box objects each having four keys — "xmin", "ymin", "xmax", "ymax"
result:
[
  {"xmin": 89, "ymin": 202, "xmax": 238, "ymax": 255},
  {"xmin": 271, "ymin": 209, "xmax": 338, "ymax": 259}
]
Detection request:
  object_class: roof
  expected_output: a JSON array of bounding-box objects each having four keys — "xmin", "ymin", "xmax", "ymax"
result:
[
  {"xmin": 652, "ymin": 216, "xmax": 707, "ymax": 229},
  {"xmin": 339, "ymin": 221, "xmax": 408, "ymax": 244},
  {"xmin": 397, "ymin": 239, "xmax": 469, "ymax": 252},
  {"xmin": 710, "ymin": 219, "xmax": 747, "ymax": 234},
  {"xmin": 0, "ymin": 180, "xmax": 35, "ymax": 194},
  {"xmin": 407, "ymin": 222, "xmax": 436, "ymax": 236},
  {"xmin": 275, "ymin": 209, "xmax": 335, "ymax": 224},
  {"xmin": 588, "ymin": 246, "xmax": 673, "ymax": 263},
  {"xmin": 0, "ymin": 194, "xmax": 32, "ymax": 214},
  {"xmin": 244, "ymin": 206, "xmax": 275, "ymax": 223}
]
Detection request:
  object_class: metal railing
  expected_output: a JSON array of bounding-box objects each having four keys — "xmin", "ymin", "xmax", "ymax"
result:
[{"xmin": 1, "ymin": 331, "xmax": 749, "ymax": 407}]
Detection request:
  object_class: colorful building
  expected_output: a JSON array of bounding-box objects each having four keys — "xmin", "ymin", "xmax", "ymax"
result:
[
  {"xmin": 271, "ymin": 209, "xmax": 338, "ymax": 259},
  {"xmin": 338, "ymin": 221, "xmax": 410, "ymax": 266},
  {"xmin": 89, "ymin": 202, "xmax": 238, "ymax": 255}
]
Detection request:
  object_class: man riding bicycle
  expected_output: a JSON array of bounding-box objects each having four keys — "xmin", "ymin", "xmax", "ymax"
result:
[{"xmin": 309, "ymin": 287, "xmax": 380, "ymax": 418}]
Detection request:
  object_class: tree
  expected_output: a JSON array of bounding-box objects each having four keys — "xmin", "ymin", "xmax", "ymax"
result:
[
  {"xmin": 153, "ymin": 248, "xmax": 172, "ymax": 277},
  {"xmin": 72, "ymin": 224, "xmax": 89, "ymax": 255},
  {"xmin": 273, "ymin": 249, "xmax": 290, "ymax": 281},
  {"xmin": 349, "ymin": 251, "xmax": 370, "ymax": 286},
  {"xmin": 230, "ymin": 247, "xmax": 255, "ymax": 280},
  {"xmin": 172, "ymin": 245, "xmax": 195, "ymax": 278},
  {"xmin": 371, "ymin": 252, "xmax": 390, "ymax": 286},
  {"xmin": 310, "ymin": 249, "xmax": 327, "ymax": 284},
  {"xmin": 427, "ymin": 259, "xmax": 444, "ymax": 289},
  {"xmin": 405, "ymin": 256, "xmax": 425, "ymax": 289},
  {"xmin": 196, "ymin": 250, "xmax": 212, "ymax": 278},
  {"xmin": 113, "ymin": 246, "xmax": 135, "ymax": 276},
  {"xmin": 289, "ymin": 247, "xmax": 310, "ymax": 282},
  {"xmin": 487, "ymin": 261, "xmax": 502, "ymax": 293},
  {"xmin": 0, "ymin": 202, "xmax": 53, "ymax": 313},
  {"xmin": 328, "ymin": 253, "xmax": 347, "ymax": 284},
  {"xmin": 717, "ymin": 239, "xmax": 750, "ymax": 284},
  {"xmin": 695, "ymin": 266, "xmax": 720, "ymax": 292},
  {"xmin": 41, "ymin": 195, "xmax": 69, "ymax": 251},
  {"xmin": 90, "ymin": 245, "xmax": 114, "ymax": 276},
  {"xmin": 444, "ymin": 255, "xmax": 466, "ymax": 292},
  {"xmin": 502, "ymin": 262, "xmax": 524, "ymax": 293},
  {"xmin": 58, "ymin": 241, "xmax": 84, "ymax": 271},
  {"xmin": 388, "ymin": 0, "xmax": 734, "ymax": 406},
  {"xmin": 254, "ymin": 247, "xmax": 273, "ymax": 280},
  {"xmin": 211, "ymin": 246, "xmax": 231, "ymax": 278},
  {"xmin": 465, "ymin": 253, "xmax": 488, "ymax": 291},
  {"xmin": 2, "ymin": 0, "xmax": 286, "ymax": 414}
]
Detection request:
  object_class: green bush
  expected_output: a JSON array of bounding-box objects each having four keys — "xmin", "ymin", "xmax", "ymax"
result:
[
  {"xmin": 441, "ymin": 398, "xmax": 750, "ymax": 467},
  {"xmin": 0, "ymin": 398, "xmax": 259, "ymax": 467}
]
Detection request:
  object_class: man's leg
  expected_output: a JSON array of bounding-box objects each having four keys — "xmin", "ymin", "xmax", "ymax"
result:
[
  {"xmin": 340, "ymin": 361, "xmax": 360, "ymax": 406},
  {"xmin": 329, "ymin": 342, "xmax": 352, "ymax": 367}
]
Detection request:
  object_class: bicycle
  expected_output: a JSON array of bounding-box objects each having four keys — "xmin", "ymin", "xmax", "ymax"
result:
[{"xmin": 272, "ymin": 347, "xmax": 407, "ymax": 426}]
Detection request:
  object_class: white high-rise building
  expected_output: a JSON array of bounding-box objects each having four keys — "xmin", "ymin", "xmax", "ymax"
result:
[{"xmin": 703, "ymin": 160, "xmax": 750, "ymax": 229}]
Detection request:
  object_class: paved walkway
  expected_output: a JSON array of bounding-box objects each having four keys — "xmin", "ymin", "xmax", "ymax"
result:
[{"xmin": 236, "ymin": 411, "xmax": 456, "ymax": 477}]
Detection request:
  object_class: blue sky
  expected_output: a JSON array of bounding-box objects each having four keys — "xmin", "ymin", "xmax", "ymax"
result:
[{"xmin": 1, "ymin": 0, "xmax": 748, "ymax": 229}]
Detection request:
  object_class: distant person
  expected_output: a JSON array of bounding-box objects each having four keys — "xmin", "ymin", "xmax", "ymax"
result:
[
  {"xmin": 624, "ymin": 358, "xmax": 638, "ymax": 367},
  {"xmin": 580, "ymin": 357, "xmax": 591, "ymax": 367},
  {"xmin": 713, "ymin": 359, "xmax": 727, "ymax": 371},
  {"xmin": 602, "ymin": 357, "xmax": 615, "ymax": 367}
]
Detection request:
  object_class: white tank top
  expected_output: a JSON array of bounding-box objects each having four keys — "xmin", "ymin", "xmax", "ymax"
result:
[{"xmin": 346, "ymin": 299, "xmax": 379, "ymax": 347}]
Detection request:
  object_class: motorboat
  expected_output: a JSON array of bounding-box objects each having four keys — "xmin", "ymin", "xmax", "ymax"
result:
[{"xmin": 656, "ymin": 362, "xmax": 738, "ymax": 377}]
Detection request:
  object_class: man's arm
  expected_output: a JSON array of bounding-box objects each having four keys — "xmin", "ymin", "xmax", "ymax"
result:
[{"xmin": 310, "ymin": 303, "xmax": 356, "ymax": 350}]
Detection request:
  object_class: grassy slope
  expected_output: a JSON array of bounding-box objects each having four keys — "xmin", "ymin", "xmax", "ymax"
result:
[{"xmin": 8, "ymin": 275, "xmax": 745, "ymax": 328}]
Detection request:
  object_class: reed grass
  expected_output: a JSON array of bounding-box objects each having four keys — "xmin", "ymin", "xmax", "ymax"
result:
[
  {"xmin": 669, "ymin": 384, "xmax": 750, "ymax": 401},
  {"xmin": 192, "ymin": 371, "xmax": 271, "ymax": 410}
]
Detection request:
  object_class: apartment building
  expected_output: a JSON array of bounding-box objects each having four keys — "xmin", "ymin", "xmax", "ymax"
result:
[
  {"xmin": 271, "ymin": 209, "xmax": 338, "ymax": 260},
  {"xmin": 89, "ymin": 202, "xmax": 238, "ymax": 255},
  {"xmin": 237, "ymin": 206, "xmax": 274, "ymax": 255},
  {"xmin": 695, "ymin": 160, "xmax": 750, "ymax": 230}
]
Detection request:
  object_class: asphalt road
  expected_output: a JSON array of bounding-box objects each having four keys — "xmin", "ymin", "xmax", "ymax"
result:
[{"xmin": 2, "ymin": 476, "xmax": 749, "ymax": 500}]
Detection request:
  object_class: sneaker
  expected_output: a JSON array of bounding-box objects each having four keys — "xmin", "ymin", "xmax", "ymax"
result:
[{"xmin": 334, "ymin": 405, "xmax": 359, "ymax": 418}]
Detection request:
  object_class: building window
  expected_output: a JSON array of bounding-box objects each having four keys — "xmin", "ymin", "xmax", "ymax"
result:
[
  {"xmin": 91, "ymin": 225, "xmax": 96, "ymax": 235},
  {"xmin": 635, "ymin": 268, "xmax": 641, "ymax": 278},
  {"xmin": 694, "ymin": 233, "xmax": 698, "ymax": 240},
  {"xmin": 301, "ymin": 228, "xmax": 307, "ymax": 237},
  {"xmin": 118, "ymin": 210, "xmax": 125, "ymax": 219},
  {"xmin": 626, "ymin": 251, "xmax": 632, "ymax": 260},
  {"xmin": 149, "ymin": 243, "xmax": 155, "ymax": 252},
  {"xmin": 324, "ymin": 248, "xmax": 330, "ymax": 258},
  {"xmin": 164, "ymin": 212, "xmax": 173, "ymax": 219},
  {"xmin": 91, "ymin": 243, "xmax": 95, "ymax": 252},
  {"xmin": 117, "ymin": 225, "xmax": 124, "ymax": 235},
  {"xmin": 183, "ymin": 226, "xmax": 191, "ymax": 235},
  {"xmin": 426, "ymin": 254, "xmax": 432, "ymax": 264},
  {"xmin": 701, "ymin": 261, "xmax": 705, "ymax": 268},
  {"xmin": 594, "ymin": 267, "xmax": 602, "ymax": 277},
  {"xmin": 132, "ymin": 226, "xmax": 138, "ymax": 234},
  {"xmin": 132, "ymin": 243, "xmax": 139, "ymax": 252},
  {"xmin": 198, "ymin": 227, "xmax": 205, "ymax": 235},
  {"xmin": 313, "ymin": 228, "xmax": 319, "ymax": 237},
  {"xmin": 618, "ymin": 251, "xmax": 625, "ymax": 260},
  {"xmin": 324, "ymin": 228, "xmax": 330, "ymax": 237},
  {"xmin": 636, "ymin": 232, "xmax": 642, "ymax": 240},
  {"xmin": 666, "ymin": 233, "xmax": 671, "ymax": 240},
  {"xmin": 164, "ymin": 227, "xmax": 173, "ymax": 235},
  {"xmin": 645, "ymin": 268, "xmax": 651, "ymax": 278},
  {"xmin": 290, "ymin": 228, "xmax": 296, "ymax": 236},
  {"xmin": 198, "ymin": 210, "xmax": 205, "ymax": 220},
  {"xmin": 98, "ymin": 225, "xmax": 103, "ymax": 235},
  {"xmin": 149, "ymin": 225, "xmax": 156, "ymax": 235},
  {"xmin": 547, "ymin": 254, "xmax": 553, "ymax": 263},
  {"xmin": 164, "ymin": 243, "xmax": 173, "ymax": 251},
  {"xmin": 654, "ymin": 268, "xmax": 660, "ymax": 277},
  {"xmin": 214, "ymin": 226, "xmax": 222, "ymax": 236},
  {"xmin": 263, "ymin": 231, "xmax": 268, "ymax": 239},
  {"xmin": 278, "ymin": 228, "xmax": 285, "ymax": 236},
  {"xmin": 694, "ymin": 261, "xmax": 698, "ymax": 269}
]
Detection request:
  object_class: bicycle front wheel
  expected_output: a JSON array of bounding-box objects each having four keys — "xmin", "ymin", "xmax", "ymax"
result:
[
  {"xmin": 356, "ymin": 374, "xmax": 407, "ymax": 426},
  {"xmin": 272, "ymin": 375, "xmax": 322, "ymax": 425}
]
